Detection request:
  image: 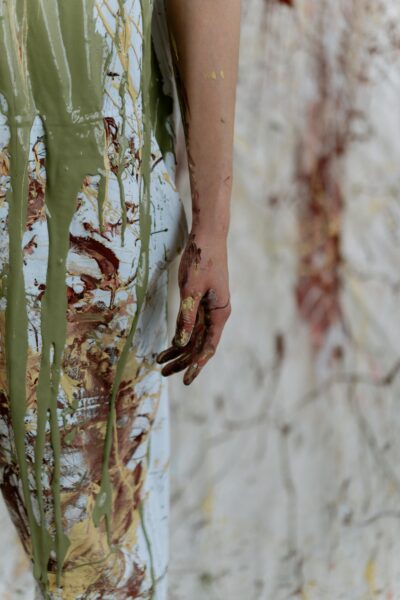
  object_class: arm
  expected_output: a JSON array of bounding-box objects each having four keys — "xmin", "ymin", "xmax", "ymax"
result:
[{"xmin": 156, "ymin": 0, "xmax": 241, "ymax": 385}]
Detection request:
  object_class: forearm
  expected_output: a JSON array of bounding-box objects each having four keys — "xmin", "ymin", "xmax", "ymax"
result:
[{"xmin": 165, "ymin": 0, "xmax": 241, "ymax": 237}]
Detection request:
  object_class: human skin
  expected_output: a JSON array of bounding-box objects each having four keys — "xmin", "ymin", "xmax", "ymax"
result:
[{"xmin": 156, "ymin": 0, "xmax": 241, "ymax": 385}]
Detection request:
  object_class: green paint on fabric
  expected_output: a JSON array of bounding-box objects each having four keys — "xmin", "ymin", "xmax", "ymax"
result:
[
  {"xmin": 24, "ymin": 2, "xmax": 107, "ymax": 588},
  {"xmin": 115, "ymin": 0, "xmax": 129, "ymax": 246},
  {"xmin": 92, "ymin": 0, "xmax": 154, "ymax": 535},
  {"xmin": 139, "ymin": 437, "xmax": 156, "ymax": 598},
  {"xmin": 0, "ymin": 1, "xmax": 43, "ymax": 584},
  {"xmin": 1, "ymin": 0, "xmax": 156, "ymax": 594}
]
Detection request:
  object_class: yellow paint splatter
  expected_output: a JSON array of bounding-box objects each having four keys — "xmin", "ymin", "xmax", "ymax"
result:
[
  {"xmin": 364, "ymin": 558, "xmax": 377, "ymax": 596},
  {"xmin": 205, "ymin": 69, "xmax": 225, "ymax": 80},
  {"xmin": 201, "ymin": 487, "xmax": 214, "ymax": 519},
  {"xmin": 301, "ymin": 580, "xmax": 317, "ymax": 600},
  {"xmin": 301, "ymin": 589, "xmax": 310, "ymax": 600},
  {"xmin": 181, "ymin": 296, "xmax": 196, "ymax": 312},
  {"xmin": 162, "ymin": 170, "xmax": 175, "ymax": 190}
]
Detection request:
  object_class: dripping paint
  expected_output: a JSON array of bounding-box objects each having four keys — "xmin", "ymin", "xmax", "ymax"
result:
[{"xmin": 0, "ymin": 0, "xmax": 187, "ymax": 598}]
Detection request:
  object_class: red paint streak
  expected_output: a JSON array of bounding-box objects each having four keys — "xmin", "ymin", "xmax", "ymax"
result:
[
  {"xmin": 295, "ymin": 148, "xmax": 344, "ymax": 353},
  {"xmin": 294, "ymin": 18, "xmax": 356, "ymax": 354},
  {"xmin": 69, "ymin": 234, "xmax": 119, "ymax": 277}
]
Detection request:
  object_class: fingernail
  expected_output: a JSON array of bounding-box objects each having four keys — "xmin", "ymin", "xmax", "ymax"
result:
[
  {"xmin": 156, "ymin": 350, "xmax": 169, "ymax": 363},
  {"xmin": 184, "ymin": 363, "xmax": 199, "ymax": 385}
]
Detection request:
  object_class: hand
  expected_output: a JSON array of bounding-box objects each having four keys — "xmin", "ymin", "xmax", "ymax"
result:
[{"xmin": 156, "ymin": 229, "xmax": 231, "ymax": 385}]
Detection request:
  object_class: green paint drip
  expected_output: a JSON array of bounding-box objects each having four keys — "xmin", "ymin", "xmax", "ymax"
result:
[
  {"xmin": 96, "ymin": 47, "xmax": 113, "ymax": 236},
  {"xmin": 0, "ymin": 0, "xmax": 45, "ymax": 584},
  {"xmin": 139, "ymin": 437, "xmax": 156, "ymax": 598},
  {"xmin": 25, "ymin": 1, "xmax": 107, "ymax": 587},
  {"xmin": 1, "ymin": 0, "xmax": 108, "ymax": 591},
  {"xmin": 1, "ymin": 0, "xmax": 156, "ymax": 593},
  {"xmin": 97, "ymin": 174, "xmax": 107, "ymax": 234},
  {"xmin": 116, "ymin": 0, "xmax": 129, "ymax": 247},
  {"xmin": 92, "ymin": 0, "xmax": 154, "ymax": 534}
]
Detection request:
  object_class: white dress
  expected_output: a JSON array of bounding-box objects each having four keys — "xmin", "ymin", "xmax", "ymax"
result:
[{"xmin": 0, "ymin": 1, "xmax": 187, "ymax": 598}]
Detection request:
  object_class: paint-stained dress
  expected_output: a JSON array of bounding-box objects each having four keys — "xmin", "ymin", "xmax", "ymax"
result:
[{"xmin": 0, "ymin": 1, "xmax": 187, "ymax": 598}]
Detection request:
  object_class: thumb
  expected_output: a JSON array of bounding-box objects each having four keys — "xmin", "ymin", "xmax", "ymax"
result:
[{"xmin": 173, "ymin": 290, "xmax": 203, "ymax": 348}]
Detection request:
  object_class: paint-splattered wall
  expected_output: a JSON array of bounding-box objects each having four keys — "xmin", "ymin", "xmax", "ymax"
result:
[{"xmin": 2, "ymin": 0, "xmax": 400, "ymax": 598}]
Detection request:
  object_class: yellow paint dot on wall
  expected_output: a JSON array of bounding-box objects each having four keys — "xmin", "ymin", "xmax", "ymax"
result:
[
  {"xmin": 364, "ymin": 558, "xmax": 377, "ymax": 595},
  {"xmin": 301, "ymin": 580, "xmax": 317, "ymax": 600},
  {"xmin": 201, "ymin": 487, "xmax": 214, "ymax": 519}
]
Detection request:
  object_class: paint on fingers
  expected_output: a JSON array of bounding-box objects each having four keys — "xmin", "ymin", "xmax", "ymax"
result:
[
  {"xmin": 183, "ymin": 362, "xmax": 200, "ymax": 386},
  {"xmin": 183, "ymin": 345, "xmax": 216, "ymax": 385},
  {"xmin": 156, "ymin": 345, "xmax": 183, "ymax": 364},
  {"xmin": 161, "ymin": 353, "xmax": 193, "ymax": 377},
  {"xmin": 162, "ymin": 352, "xmax": 193, "ymax": 377},
  {"xmin": 174, "ymin": 292, "xmax": 202, "ymax": 347}
]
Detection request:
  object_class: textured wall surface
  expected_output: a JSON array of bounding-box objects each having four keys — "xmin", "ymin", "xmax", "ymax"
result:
[
  {"xmin": 2, "ymin": 0, "xmax": 400, "ymax": 598},
  {"xmin": 168, "ymin": 1, "xmax": 400, "ymax": 599}
]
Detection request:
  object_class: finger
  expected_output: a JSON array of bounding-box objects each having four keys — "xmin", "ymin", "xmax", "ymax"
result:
[
  {"xmin": 183, "ymin": 303, "xmax": 231, "ymax": 385},
  {"xmin": 173, "ymin": 290, "xmax": 203, "ymax": 348},
  {"xmin": 158, "ymin": 305, "xmax": 207, "ymax": 375},
  {"xmin": 158, "ymin": 303, "xmax": 206, "ymax": 364},
  {"xmin": 182, "ymin": 342, "xmax": 216, "ymax": 386},
  {"xmin": 156, "ymin": 345, "xmax": 184, "ymax": 365},
  {"xmin": 161, "ymin": 351, "xmax": 194, "ymax": 377}
]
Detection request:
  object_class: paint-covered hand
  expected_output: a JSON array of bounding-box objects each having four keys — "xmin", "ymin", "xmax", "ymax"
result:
[{"xmin": 156, "ymin": 230, "xmax": 231, "ymax": 385}]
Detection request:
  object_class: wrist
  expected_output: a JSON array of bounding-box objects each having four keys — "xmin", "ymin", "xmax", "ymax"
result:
[
  {"xmin": 190, "ymin": 182, "xmax": 232, "ymax": 238},
  {"xmin": 191, "ymin": 206, "xmax": 230, "ymax": 239},
  {"xmin": 190, "ymin": 217, "xmax": 229, "ymax": 241}
]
